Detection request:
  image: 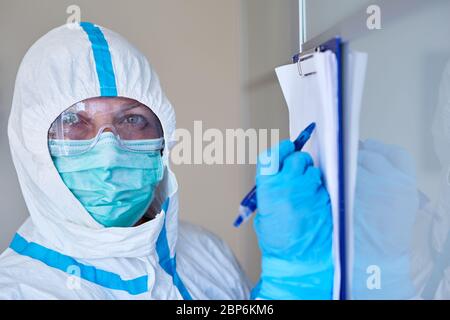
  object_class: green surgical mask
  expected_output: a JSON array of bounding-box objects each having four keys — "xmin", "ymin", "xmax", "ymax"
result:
[{"xmin": 50, "ymin": 132, "xmax": 164, "ymax": 228}]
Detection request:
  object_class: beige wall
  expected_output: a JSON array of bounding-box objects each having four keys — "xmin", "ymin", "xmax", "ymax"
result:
[
  {"xmin": 0, "ymin": 0, "xmax": 297, "ymax": 282},
  {"xmin": 305, "ymin": 0, "xmax": 372, "ymax": 41}
]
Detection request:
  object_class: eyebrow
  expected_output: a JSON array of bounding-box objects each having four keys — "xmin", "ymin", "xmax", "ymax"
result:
[{"xmin": 119, "ymin": 102, "xmax": 144, "ymax": 112}]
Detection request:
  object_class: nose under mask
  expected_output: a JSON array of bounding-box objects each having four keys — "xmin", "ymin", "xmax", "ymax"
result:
[{"xmin": 50, "ymin": 132, "xmax": 164, "ymax": 228}]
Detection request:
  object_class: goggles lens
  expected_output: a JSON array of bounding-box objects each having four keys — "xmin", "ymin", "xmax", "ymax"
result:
[{"xmin": 47, "ymin": 99, "xmax": 164, "ymax": 156}]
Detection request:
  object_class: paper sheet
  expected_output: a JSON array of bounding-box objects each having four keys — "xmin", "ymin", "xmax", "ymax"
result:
[
  {"xmin": 343, "ymin": 51, "xmax": 368, "ymax": 297},
  {"xmin": 275, "ymin": 50, "xmax": 368, "ymax": 300},
  {"xmin": 276, "ymin": 51, "xmax": 341, "ymax": 299}
]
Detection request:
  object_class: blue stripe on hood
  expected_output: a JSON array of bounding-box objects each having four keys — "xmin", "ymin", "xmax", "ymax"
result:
[{"xmin": 80, "ymin": 22, "xmax": 118, "ymax": 96}]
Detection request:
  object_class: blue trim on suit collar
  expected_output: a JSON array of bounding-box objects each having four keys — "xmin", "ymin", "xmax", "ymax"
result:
[
  {"xmin": 9, "ymin": 233, "xmax": 147, "ymax": 295},
  {"xmin": 156, "ymin": 198, "xmax": 192, "ymax": 300}
]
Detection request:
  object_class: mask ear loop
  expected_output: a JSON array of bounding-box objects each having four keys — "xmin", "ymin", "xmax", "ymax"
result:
[{"xmin": 160, "ymin": 140, "xmax": 165, "ymax": 157}]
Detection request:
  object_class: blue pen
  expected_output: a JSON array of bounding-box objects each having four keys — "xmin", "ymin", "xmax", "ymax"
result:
[{"xmin": 233, "ymin": 122, "xmax": 316, "ymax": 227}]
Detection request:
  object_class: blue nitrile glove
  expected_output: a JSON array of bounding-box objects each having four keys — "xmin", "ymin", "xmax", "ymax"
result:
[
  {"xmin": 252, "ymin": 140, "xmax": 334, "ymax": 300},
  {"xmin": 353, "ymin": 139, "xmax": 419, "ymax": 299}
]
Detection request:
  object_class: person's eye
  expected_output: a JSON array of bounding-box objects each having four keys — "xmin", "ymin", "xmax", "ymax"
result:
[
  {"xmin": 61, "ymin": 112, "xmax": 80, "ymax": 126},
  {"xmin": 123, "ymin": 114, "xmax": 148, "ymax": 126}
]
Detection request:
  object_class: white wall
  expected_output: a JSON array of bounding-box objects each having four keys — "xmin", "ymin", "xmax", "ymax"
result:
[
  {"xmin": 304, "ymin": 0, "xmax": 449, "ymax": 200},
  {"xmin": 305, "ymin": 0, "xmax": 372, "ymax": 41}
]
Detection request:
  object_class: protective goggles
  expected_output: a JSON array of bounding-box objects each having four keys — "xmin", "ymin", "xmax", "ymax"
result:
[{"xmin": 48, "ymin": 99, "xmax": 164, "ymax": 156}]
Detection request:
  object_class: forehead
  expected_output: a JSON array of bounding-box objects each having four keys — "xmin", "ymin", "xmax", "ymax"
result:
[{"xmin": 71, "ymin": 97, "xmax": 145, "ymax": 114}]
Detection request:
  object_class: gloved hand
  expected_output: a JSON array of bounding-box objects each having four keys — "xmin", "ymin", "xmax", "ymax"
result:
[
  {"xmin": 353, "ymin": 139, "xmax": 419, "ymax": 299},
  {"xmin": 252, "ymin": 140, "xmax": 334, "ymax": 300}
]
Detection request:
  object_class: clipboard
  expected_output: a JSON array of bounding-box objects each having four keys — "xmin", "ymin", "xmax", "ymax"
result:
[{"xmin": 293, "ymin": 37, "xmax": 347, "ymax": 300}]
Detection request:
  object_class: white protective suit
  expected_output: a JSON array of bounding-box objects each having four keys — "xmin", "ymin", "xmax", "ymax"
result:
[
  {"xmin": 351, "ymin": 61, "xmax": 450, "ymax": 300},
  {"xmin": 412, "ymin": 59, "xmax": 450, "ymax": 299},
  {"xmin": 0, "ymin": 23, "xmax": 252, "ymax": 299}
]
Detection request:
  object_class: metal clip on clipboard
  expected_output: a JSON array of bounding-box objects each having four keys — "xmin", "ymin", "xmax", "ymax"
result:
[{"xmin": 295, "ymin": 46, "xmax": 323, "ymax": 77}]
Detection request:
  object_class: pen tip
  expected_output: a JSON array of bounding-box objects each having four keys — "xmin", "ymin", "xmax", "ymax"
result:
[{"xmin": 233, "ymin": 216, "xmax": 243, "ymax": 228}]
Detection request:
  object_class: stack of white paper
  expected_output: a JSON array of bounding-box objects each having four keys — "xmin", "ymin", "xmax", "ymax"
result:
[
  {"xmin": 275, "ymin": 50, "xmax": 368, "ymax": 299},
  {"xmin": 342, "ymin": 51, "xmax": 368, "ymax": 297},
  {"xmin": 276, "ymin": 51, "xmax": 341, "ymax": 299}
]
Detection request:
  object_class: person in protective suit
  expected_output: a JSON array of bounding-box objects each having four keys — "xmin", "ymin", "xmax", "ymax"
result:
[{"xmin": 0, "ymin": 23, "xmax": 334, "ymax": 299}]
